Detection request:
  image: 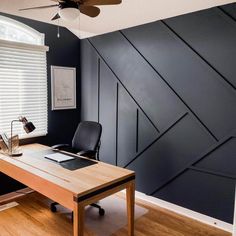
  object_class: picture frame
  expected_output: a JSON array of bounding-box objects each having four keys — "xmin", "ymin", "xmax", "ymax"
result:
[{"xmin": 51, "ymin": 66, "xmax": 76, "ymax": 110}]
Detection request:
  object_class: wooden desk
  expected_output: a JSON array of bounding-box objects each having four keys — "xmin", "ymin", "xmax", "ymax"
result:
[{"xmin": 0, "ymin": 144, "xmax": 135, "ymax": 236}]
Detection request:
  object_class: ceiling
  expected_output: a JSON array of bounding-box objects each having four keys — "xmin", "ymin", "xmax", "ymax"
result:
[{"xmin": 0, "ymin": 0, "xmax": 235, "ymax": 39}]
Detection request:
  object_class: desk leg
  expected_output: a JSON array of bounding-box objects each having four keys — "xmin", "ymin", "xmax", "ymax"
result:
[
  {"xmin": 126, "ymin": 180, "xmax": 135, "ymax": 236},
  {"xmin": 73, "ymin": 201, "xmax": 84, "ymax": 236}
]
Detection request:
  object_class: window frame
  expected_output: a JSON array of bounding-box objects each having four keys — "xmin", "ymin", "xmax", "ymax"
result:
[
  {"xmin": 0, "ymin": 15, "xmax": 45, "ymax": 45},
  {"xmin": 0, "ymin": 15, "xmax": 49, "ymax": 139}
]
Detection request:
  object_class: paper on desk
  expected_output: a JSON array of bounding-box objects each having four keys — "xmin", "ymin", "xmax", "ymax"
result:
[{"xmin": 44, "ymin": 153, "xmax": 75, "ymax": 163}]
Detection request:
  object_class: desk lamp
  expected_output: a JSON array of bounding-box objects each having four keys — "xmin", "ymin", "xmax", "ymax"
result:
[{"xmin": 10, "ymin": 116, "xmax": 35, "ymax": 156}]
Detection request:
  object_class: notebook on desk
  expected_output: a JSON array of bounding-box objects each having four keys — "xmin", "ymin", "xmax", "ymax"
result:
[
  {"xmin": 43, "ymin": 150, "xmax": 97, "ymax": 171},
  {"xmin": 44, "ymin": 153, "xmax": 75, "ymax": 163}
]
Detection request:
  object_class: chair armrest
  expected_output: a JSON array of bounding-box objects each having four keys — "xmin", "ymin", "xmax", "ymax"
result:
[
  {"xmin": 51, "ymin": 144, "xmax": 70, "ymax": 150},
  {"xmin": 77, "ymin": 150, "xmax": 96, "ymax": 158}
]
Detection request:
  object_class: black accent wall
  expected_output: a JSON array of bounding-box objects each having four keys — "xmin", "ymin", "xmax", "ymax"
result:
[
  {"xmin": 81, "ymin": 3, "xmax": 236, "ymax": 223},
  {"xmin": 0, "ymin": 13, "xmax": 80, "ymax": 195}
]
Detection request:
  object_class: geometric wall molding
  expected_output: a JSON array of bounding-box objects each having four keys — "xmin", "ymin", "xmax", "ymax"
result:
[{"xmin": 81, "ymin": 3, "xmax": 236, "ymax": 223}]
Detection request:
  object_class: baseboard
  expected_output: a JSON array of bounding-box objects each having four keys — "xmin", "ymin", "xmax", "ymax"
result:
[
  {"xmin": 233, "ymin": 190, "xmax": 236, "ymax": 236},
  {"xmin": 0, "ymin": 187, "xmax": 232, "ymax": 233},
  {"xmin": 0, "ymin": 187, "xmax": 34, "ymax": 204},
  {"xmin": 134, "ymin": 190, "xmax": 233, "ymax": 233},
  {"xmin": 0, "ymin": 202, "xmax": 19, "ymax": 212}
]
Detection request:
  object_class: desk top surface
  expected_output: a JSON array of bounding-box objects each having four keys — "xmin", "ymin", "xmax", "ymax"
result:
[{"xmin": 0, "ymin": 144, "xmax": 135, "ymax": 197}]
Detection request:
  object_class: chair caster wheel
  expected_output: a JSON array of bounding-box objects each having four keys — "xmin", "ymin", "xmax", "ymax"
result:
[
  {"xmin": 50, "ymin": 204, "xmax": 57, "ymax": 213},
  {"xmin": 99, "ymin": 208, "xmax": 105, "ymax": 216}
]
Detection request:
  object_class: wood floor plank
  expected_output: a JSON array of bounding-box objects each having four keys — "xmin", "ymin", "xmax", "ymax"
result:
[{"xmin": 0, "ymin": 192, "xmax": 231, "ymax": 236}]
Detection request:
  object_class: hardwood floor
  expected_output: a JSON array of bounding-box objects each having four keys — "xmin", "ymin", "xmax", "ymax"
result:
[{"xmin": 0, "ymin": 192, "xmax": 231, "ymax": 236}]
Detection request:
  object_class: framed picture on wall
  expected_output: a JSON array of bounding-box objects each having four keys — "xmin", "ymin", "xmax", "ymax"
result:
[{"xmin": 51, "ymin": 66, "xmax": 76, "ymax": 110}]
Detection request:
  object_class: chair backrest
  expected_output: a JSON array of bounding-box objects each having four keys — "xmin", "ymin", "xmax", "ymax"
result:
[{"xmin": 72, "ymin": 121, "xmax": 102, "ymax": 152}]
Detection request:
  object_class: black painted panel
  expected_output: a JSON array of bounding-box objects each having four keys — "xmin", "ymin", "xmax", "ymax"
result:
[
  {"xmin": 82, "ymin": 3, "xmax": 236, "ymax": 223},
  {"xmin": 165, "ymin": 8, "xmax": 236, "ymax": 88},
  {"xmin": 221, "ymin": 3, "xmax": 236, "ymax": 20},
  {"xmin": 138, "ymin": 110, "xmax": 159, "ymax": 153},
  {"xmin": 99, "ymin": 61, "xmax": 117, "ymax": 165},
  {"xmin": 117, "ymin": 86, "xmax": 137, "ymax": 167},
  {"xmin": 81, "ymin": 40, "xmax": 99, "ymax": 122},
  {"xmin": 155, "ymin": 170, "xmax": 235, "ymax": 223},
  {"xmin": 128, "ymin": 114, "xmax": 215, "ymax": 194},
  {"xmin": 122, "ymin": 21, "xmax": 236, "ymax": 140},
  {"xmin": 89, "ymin": 34, "xmax": 185, "ymax": 131},
  {"xmin": 195, "ymin": 138, "xmax": 236, "ymax": 176}
]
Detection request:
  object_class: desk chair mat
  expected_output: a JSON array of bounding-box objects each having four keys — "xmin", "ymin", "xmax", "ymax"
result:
[{"xmin": 28, "ymin": 149, "xmax": 97, "ymax": 171}]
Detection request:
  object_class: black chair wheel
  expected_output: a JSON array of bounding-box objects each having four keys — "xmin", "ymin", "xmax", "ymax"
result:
[
  {"xmin": 99, "ymin": 208, "xmax": 105, "ymax": 216},
  {"xmin": 50, "ymin": 204, "xmax": 57, "ymax": 213}
]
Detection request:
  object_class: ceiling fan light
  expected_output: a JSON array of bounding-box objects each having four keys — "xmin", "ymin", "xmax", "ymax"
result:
[{"xmin": 59, "ymin": 8, "xmax": 80, "ymax": 21}]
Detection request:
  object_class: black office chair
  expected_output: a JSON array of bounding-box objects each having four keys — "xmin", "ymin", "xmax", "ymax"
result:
[{"xmin": 50, "ymin": 121, "xmax": 105, "ymax": 216}]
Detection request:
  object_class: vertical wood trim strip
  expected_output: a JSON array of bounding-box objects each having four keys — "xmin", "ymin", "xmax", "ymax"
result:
[
  {"xmin": 116, "ymin": 83, "xmax": 119, "ymax": 166},
  {"xmin": 97, "ymin": 58, "xmax": 100, "ymax": 123},
  {"xmin": 136, "ymin": 109, "xmax": 139, "ymax": 153}
]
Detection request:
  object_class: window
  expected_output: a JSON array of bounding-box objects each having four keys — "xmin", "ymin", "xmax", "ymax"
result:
[
  {"xmin": 0, "ymin": 16, "xmax": 48, "ymax": 139},
  {"xmin": 0, "ymin": 15, "xmax": 44, "ymax": 45}
]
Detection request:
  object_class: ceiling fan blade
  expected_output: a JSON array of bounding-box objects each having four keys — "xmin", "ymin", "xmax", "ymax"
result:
[
  {"xmin": 19, "ymin": 5, "xmax": 58, "ymax": 11},
  {"xmin": 51, "ymin": 0, "xmax": 66, "ymax": 2},
  {"xmin": 82, "ymin": 0, "xmax": 121, "ymax": 6},
  {"xmin": 51, "ymin": 13, "xmax": 61, "ymax": 21},
  {"xmin": 79, "ymin": 6, "xmax": 100, "ymax": 17}
]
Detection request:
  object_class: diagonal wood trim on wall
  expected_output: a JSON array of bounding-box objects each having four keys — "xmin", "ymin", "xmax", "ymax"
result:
[{"xmin": 81, "ymin": 3, "xmax": 236, "ymax": 224}]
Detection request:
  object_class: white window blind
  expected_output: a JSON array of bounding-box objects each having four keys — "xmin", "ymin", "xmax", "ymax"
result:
[{"xmin": 0, "ymin": 42, "xmax": 48, "ymax": 139}]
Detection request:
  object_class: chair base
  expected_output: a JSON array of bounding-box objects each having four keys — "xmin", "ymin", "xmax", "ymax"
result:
[
  {"xmin": 50, "ymin": 202, "xmax": 58, "ymax": 213},
  {"xmin": 90, "ymin": 203, "xmax": 105, "ymax": 216},
  {"xmin": 50, "ymin": 202, "xmax": 105, "ymax": 216}
]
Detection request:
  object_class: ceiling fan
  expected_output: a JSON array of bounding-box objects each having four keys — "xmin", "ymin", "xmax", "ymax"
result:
[{"xmin": 19, "ymin": 0, "xmax": 122, "ymax": 21}]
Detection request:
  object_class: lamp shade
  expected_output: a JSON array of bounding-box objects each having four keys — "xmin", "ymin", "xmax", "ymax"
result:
[
  {"xmin": 59, "ymin": 8, "xmax": 80, "ymax": 21},
  {"xmin": 19, "ymin": 116, "xmax": 36, "ymax": 134},
  {"xmin": 23, "ymin": 121, "xmax": 35, "ymax": 134}
]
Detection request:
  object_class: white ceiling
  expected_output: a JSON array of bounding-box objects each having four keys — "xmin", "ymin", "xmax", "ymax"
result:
[{"xmin": 0, "ymin": 0, "xmax": 235, "ymax": 39}]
